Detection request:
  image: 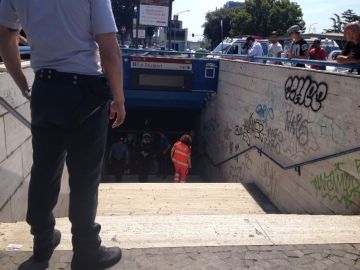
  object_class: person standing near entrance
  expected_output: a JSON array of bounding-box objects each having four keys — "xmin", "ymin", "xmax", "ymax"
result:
[
  {"xmin": 0, "ymin": 0, "xmax": 125, "ymax": 269},
  {"xmin": 309, "ymin": 39, "xmax": 326, "ymax": 70},
  {"xmin": 286, "ymin": 24, "xmax": 309, "ymax": 68},
  {"xmin": 171, "ymin": 134, "xmax": 192, "ymax": 183},
  {"xmin": 109, "ymin": 137, "xmax": 129, "ymax": 182}
]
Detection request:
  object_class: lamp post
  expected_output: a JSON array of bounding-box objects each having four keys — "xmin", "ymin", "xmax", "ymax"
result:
[
  {"xmin": 172, "ymin": 9, "xmax": 190, "ymax": 51},
  {"xmin": 308, "ymin": 22, "xmax": 318, "ymax": 33},
  {"xmin": 167, "ymin": 0, "xmax": 174, "ymax": 50}
]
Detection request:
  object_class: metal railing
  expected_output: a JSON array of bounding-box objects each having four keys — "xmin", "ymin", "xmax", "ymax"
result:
[
  {"xmin": 0, "ymin": 97, "xmax": 31, "ymax": 129},
  {"xmin": 15, "ymin": 46, "xmax": 360, "ymax": 71},
  {"xmin": 203, "ymin": 144, "xmax": 360, "ymax": 176}
]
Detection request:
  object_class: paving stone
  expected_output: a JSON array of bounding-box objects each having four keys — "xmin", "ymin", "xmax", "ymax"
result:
[
  {"xmin": 332, "ymin": 263, "xmax": 353, "ymax": 270},
  {"xmin": 310, "ymin": 253, "xmax": 325, "ymax": 260},
  {"xmin": 340, "ymin": 257, "xmax": 356, "ymax": 266},
  {"xmin": 258, "ymin": 251, "xmax": 287, "ymax": 260},
  {"xmin": 345, "ymin": 253, "xmax": 360, "ymax": 261},
  {"xmin": 328, "ymin": 255, "xmax": 342, "ymax": 263},
  {"xmin": 2, "ymin": 244, "xmax": 360, "ymax": 269},
  {"xmin": 268, "ymin": 259, "xmax": 291, "ymax": 267},
  {"xmin": 244, "ymin": 251, "xmax": 260, "ymax": 260},
  {"xmin": 289, "ymin": 256, "xmax": 316, "ymax": 266},
  {"xmin": 284, "ymin": 250, "xmax": 305, "ymax": 258}
]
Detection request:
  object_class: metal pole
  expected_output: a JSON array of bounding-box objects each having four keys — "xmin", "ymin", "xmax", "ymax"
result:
[
  {"xmin": 167, "ymin": 0, "xmax": 173, "ymax": 50},
  {"xmin": 221, "ymin": 19, "xmax": 224, "ymax": 53},
  {"xmin": 135, "ymin": 1, "xmax": 140, "ymax": 48}
]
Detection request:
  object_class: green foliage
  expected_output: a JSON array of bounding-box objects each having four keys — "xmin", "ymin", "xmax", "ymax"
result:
[
  {"xmin": 324, "ymin": 9, "xmax": 360, "ymax": 33},
  {"xmin": 203, "ymin": 0, "xmax": 305, "ymax": 49},
  {"xmin": 203, "ymin": 8, "xmax": 235, "ymax": 48},
  {"xmin": 342, "ymin": 9, "xmax": 360, "ymax": 24}
]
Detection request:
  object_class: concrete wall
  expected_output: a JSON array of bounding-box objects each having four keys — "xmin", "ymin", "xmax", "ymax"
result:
[
  {"xmin": 201, "ymin": 60, "xmax": 360, "ymax": 214},
  {"xmin": 0, "ymin": 68, "xmax": 69, "ymax": 222}
]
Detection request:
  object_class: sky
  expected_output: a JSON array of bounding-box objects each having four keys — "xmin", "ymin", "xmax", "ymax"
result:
[{"xmin": 172, "ymin": 0, "xmax": 360, "ymax": 41}]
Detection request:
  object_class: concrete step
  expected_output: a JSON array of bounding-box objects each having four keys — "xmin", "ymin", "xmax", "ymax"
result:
[
  {"xmin": 1, "ymin": 214, "xmax": 360, "ymax": 252},
  {"xmin": 97, "ymin": 183, "xmax": 267, "ymax": 216}
]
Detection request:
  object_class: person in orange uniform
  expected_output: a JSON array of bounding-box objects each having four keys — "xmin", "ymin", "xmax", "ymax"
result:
[{"xmin": 171, "ymin": 134, "xmax": 192, "ymax": 183}]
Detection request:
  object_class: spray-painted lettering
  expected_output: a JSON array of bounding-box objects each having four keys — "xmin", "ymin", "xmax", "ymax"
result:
[
  {"xmin": 311, "ymin": 162, "xmax": 360, "ymax": 208},
  {"xmin": 255, "ymin": 104, "xmax": 274, "ymax": 124},
  {"xmin": 285, "ymin": 76, "xmax": 328, "ymax": 112}
]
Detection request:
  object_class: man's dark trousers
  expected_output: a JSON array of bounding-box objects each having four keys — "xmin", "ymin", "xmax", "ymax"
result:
[{"xmin": 26, "ymin": 74, "xmax": 109, "ymax": 257}]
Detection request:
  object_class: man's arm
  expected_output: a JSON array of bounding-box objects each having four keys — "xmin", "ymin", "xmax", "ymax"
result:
[
  {"xmin": 336, "ymin": 55, "xmax": 360, "ymax": 64},
  {"xmin": 0, "ymin": 25, "xmax": 30, "ymax": 99},
  {"xmin": 18, "ymin": 34, "xmax": 28, "ymax": 45},
  {"xmin": 96, "ymin": 32, "xmax": 126, "ymax": 128}
]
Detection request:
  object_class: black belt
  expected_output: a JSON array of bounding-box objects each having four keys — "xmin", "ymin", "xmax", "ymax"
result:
[{"xmin": 35, "ymin": 69, "xmax": 104, "ymax": 86}]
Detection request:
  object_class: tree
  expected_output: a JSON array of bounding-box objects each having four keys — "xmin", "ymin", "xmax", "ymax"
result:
[
  {"xmin": 342, "ymin": 9, "xmax": 360, "ymax": 24},
  {"xmin": 203, "ymin": 0, "xmax": 305, "ymax": 48},
  {"xmin": 330, "ymin": 13, "xmax": 343, "ymax": 33},
  {"xmin": 203, "ymin": 8, "xmax": 235, "ymax": 48},
  {"xmin": 232, "ymin": 0, "xmax": 305, "ymax": 36},
  {"xmin": 324, "ymin": 10, "xmax": 360, "ymax": 33}
]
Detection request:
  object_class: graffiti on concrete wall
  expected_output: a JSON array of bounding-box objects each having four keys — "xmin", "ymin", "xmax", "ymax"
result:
[
  {"xmin": 314, "ymin": 114, "xmax": 347, "ymax": 145},
  {"xmin": 311, "ymin": 161, "xmax": 360, "ymax": 208},
  {"xmin": 285, "ymin": 111, "xmax": 309, "ymax": 146},
  {"xmin": 234, "ymin": 113, "xmax": 265, "ymax": 146},
  {"xmin": 262, "ymin": 128, "xmax": 283, "ymax": 155},
  {"xmin": 261, "ymin": 161, "xmax": 277, "ymax": 199},
  {"xmin": 255, "ymin": 104, "xmax": 274, "ymax": 124},
  {"xmin": 228, "ymin": 153, "xmax": 253, "ymax": 182},
  {"xmin": 356, "ymin": 160, "xmax": 360, "ymax": 174},
  {"xmin": 285, "ymin": 76, "xmax": 328, "ymax": 112}
]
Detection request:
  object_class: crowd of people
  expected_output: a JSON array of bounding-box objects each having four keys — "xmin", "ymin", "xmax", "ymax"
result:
[{"xmin": 243, "ymin": 22, "xmax": 360, "ymax": 73}]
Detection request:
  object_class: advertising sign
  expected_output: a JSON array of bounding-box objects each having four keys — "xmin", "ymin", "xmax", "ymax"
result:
[
  {"xmin": 139, "ymin": 4, "xmax": 169, "ymax": 27},
  {"xmin": 133, "ymin": 29, "xmax": 146, "ymax": 39}
]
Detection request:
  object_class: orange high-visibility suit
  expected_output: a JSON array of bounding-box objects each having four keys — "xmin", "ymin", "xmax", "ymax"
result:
[{"xmin": 171, "ymin": 141, "xmax": 191, "ymax": 183}]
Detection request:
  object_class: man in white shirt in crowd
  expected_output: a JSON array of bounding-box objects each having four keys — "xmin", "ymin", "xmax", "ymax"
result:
[
  {"xmin": 243, "ymin": 36, "xmax": 264, "ymax": 62},
  {"xmin": 268, "ymin": 31, "xmax": 283, "ymax": 64}
]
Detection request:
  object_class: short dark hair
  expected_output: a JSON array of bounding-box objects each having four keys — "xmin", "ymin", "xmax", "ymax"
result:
[
  {"xmin": 180, "ymin": 134, "xmax": 192, "ymax": 146},
  {"xmin": 270, "ymin": 31, "xmax": 278, "ymax": 36},
  {"xmin": 246, "ymin": 36, "xmax": 255, "ymax": 42}
]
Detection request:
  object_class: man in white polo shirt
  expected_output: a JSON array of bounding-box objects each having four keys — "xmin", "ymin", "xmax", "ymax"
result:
[{"xmin": 0, "ymin": 0, "xmax": 125, "ymax": 269}]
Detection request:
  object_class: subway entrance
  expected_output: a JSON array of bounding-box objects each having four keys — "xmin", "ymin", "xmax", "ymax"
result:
[{"xmin": 102, "ymin": 109, "xmax": 202, "ymax": 183}]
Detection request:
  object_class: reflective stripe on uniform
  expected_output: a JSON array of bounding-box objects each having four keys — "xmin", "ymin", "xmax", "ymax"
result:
[
  {"xmin": 173, "ymin": 159, "xmax": 189, "ymax": 167},
  {"xmin": 174, "ymin": 149, "xmax": 189, "ymax": 157}
]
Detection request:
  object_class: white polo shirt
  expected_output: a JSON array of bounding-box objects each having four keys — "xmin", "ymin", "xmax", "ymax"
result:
[
  {"xmin": 248, "ymin": 41, "xmax": 264, "ymax": 63},
  {"xmin": 0, "ymin": 0, "xmax": 118, "ymax": 75}
]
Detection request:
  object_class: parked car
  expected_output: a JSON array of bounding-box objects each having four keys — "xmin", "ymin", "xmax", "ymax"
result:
[{"xmin": 210, "ymin": 38, "xmax": 269, "ymax": 57}]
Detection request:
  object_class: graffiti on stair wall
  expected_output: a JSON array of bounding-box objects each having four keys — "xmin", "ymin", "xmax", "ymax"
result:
[
  {"xmin": 311, "ymin": 161, "xmax": 360, "ymax": 208},
  {"xmin": 285, "ymin": 76, "xmax": 328, "ymax": 112},
  {"xmin": 255, "ymin": 104, "xmax": 274, "ymax": 124},
  {"xmin": 228, "ymin": 153, "xmax": 253, "ymax": 182},
  {"xmin": 356, "ymin": 160, "xmax": 360, "ymax": 175},
  {"xmin": 261, "ymin": 161, "xmax": 277, "ymax": 199},
  {"xmin": 313, "ymin": 114, "xmax": 348, "ymax": 145}
]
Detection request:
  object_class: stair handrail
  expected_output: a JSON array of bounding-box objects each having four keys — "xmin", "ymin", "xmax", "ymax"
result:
[
  {"xmin": 0, "ymin": 97, "xmax": 31, "ymax": 129},
  {"xmin": 203, "ymin": 144, "xmax": 360, "ymax": 175}
]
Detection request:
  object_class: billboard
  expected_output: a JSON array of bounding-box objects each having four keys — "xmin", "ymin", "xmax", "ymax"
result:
[
  {"xmin": 139, "ymin": 4, "xmax": 169, "ymax": 27},
  {"xmin": 140, "ymin": 0, "xmax": 169, "ymax": 6}
]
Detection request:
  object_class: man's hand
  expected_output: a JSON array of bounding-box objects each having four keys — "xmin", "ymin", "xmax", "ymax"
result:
[
  {"xmin": 22, "ymin": 90, "xmax": 31, "ymax": 101},
  {"xmin": 109, "ymin": 100, "xmax": 126, "ymax": 128}
]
